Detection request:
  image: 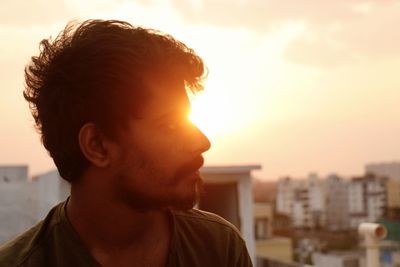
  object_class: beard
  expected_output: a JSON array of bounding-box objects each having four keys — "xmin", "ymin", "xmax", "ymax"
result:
[
  {"xmin": 119, "ymin": 175, "xmax": 204, "ymax": 212},
  {"xmin": 115, "ymin": 153, "xmax": 205, "ymax": 212}
]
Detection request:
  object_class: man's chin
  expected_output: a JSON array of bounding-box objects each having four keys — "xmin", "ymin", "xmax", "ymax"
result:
[
  {"xmin": 169, "ymin": 189, "xmax": 199, "ymax": 211},
  {"xmin": 182, "ymin": 178, "xmax": 204, "ymax": 209},
  {"xmin": 164, "ymin": 178, "xmax": 202, "ymax": 211},
  {"xmin": 120, "ymin": 176, "xmax": 203, "ymax": 212},
  {"xmin": 122, "ymin": 189, "xmax": 198, "ymax": 212}
]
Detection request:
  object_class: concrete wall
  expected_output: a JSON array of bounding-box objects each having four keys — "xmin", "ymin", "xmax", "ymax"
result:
[
  {"xmin": 33, "ymin": 170, "xmax": 70, "ymax": 219},
  {"xmin": 0, "ymin": 166, "xmax": 28, "ymax": 183},
  {"xmin": 200, "ymin": 166, "xmax": 259, "ymax": 264},
  {"xmin": 0, "ymin": 167, "xmax": 71, "ymax": 245},
  {"xmin": 0, "ymin": 166, "xmax": 37, "ymax": 244}
]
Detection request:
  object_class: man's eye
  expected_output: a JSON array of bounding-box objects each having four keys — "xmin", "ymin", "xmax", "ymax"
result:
[
  {"xmin": 165, "ymin": 122, "xmax": 177, "ymax": 130},
  {"xmin": 163, "ymin": 118, "xmax": 190, "ymax": 131}
]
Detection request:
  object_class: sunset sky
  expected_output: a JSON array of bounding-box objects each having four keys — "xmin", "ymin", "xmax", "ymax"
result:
[{"xmin": 1, "ymin": 0, "xmax": 400, "ymax": 180}]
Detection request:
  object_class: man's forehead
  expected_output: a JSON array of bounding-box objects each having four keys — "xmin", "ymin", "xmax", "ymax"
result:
[{"xmin": 141, "ymin": 78, "xmax": 190, "ymax": 118}]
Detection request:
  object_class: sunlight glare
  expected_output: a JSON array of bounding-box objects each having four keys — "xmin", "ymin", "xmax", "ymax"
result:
[{"xmin": 189, "ymin": 88, "xmax": 252, "ymax": 140}]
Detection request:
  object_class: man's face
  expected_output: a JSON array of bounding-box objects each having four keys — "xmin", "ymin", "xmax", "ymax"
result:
[{"xmin": 108, "ymin": 79, "xmax": 211, "ymax": 211}]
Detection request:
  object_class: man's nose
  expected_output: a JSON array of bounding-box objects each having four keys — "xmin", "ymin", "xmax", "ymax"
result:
[{"xmin": 189, "ymin": 125, "xmax": 211, "ymax": 154}]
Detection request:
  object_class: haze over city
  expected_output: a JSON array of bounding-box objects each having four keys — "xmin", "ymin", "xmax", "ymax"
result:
[{"xmin": 1, "ymin": 0, "xmax": 400, "ymax": 179}]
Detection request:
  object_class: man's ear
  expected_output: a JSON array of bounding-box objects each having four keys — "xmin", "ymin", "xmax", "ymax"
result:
[{"xmin": 78, "ymin": 123, "xmax": 111, "ymax": 168}]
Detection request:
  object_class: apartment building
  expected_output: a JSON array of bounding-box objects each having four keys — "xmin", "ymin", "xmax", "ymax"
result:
[
  {"xmin": 366, "ymin": 162, "xmax": 400, "ymax": 220},
  {"xmin": 276, "ymin": 172, "xmax": 391, "ymax": 231},
  {"xmin": 348, "ymin": 174, "xmax": 387, "ymax": 229},
  {"xmin": 385, "ymin": 179, "xmax": 400, "ymax": 220},
  {"xmin": 325, "ymin": 174, "xmax": 349, "ymax": 231},
  {"xmin": 276, "ymin": 173, "xmax": 326, "ymax": 229},
  {"xmin": 254, "ymin": 203, "xmax": 273, "ymax": 240},
  {"xmin": 366, "ymin": 162, "xmax": 400, "ymax": 181},
  {"xmin": 386, "ymin": 179, "xmax": 400, "ymax": 208},
  {"xmin": 253, "ymin": 203, "xmax": 294, "ymax": 267},
  {"xmin": 276, "ymin": 177, "xmax": 297, "ymax": 216}
]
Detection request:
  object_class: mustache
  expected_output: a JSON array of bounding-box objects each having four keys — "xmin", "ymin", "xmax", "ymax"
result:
[{"xmin": 175, "ymin": 156, "xmax": 204, "ymax": 179}]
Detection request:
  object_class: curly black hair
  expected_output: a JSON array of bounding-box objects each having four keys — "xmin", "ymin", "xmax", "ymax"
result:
[{"xmin": 24, "ymin": 19, "xmax": 206, "ymax": 182}]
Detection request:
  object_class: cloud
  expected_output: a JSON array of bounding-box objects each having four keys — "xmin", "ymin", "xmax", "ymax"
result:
[
  {"xmin": 170, "ymin": 0, "xmax": 368, "ymax": 31},
  {"xmin": 283, "ymin": 21, "xmax": 355, "ymax": 68},
  {"xmin": 284, "ymin": 2, "xmax": 400, "ymax": 68},
  {"xmin": 169, "ymin": 0, "xmax": 400, "ymax": 67}
]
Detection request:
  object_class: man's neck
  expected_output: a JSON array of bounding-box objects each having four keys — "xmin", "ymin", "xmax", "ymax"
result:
[{"xmin": 65, "ymin": 174, "xmax": 172, "ymax": 266}]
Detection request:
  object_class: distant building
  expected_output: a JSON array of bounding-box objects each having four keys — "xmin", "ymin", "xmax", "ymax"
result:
[
  {"xmin": 366, "ymin": 162, "xmax": 400, "ymax": 181},
  {"xmin": 276, "ymin": 173, "xmax": 326, "ymax": 229},
  {"xmin": 389, "ymin": 250, "xmax": 400, "ymax": 267},
  {"xmin": 325, "ymin": 174, "xmax": 349, "ymax": 231},
  {"xmin": 276, "ymin": 177, "xmax": 298, "ymax": 217},
  {"xmin": 252, "ymin": 180, "xmax": 277, "ymax": 203},
  {"xmin": 379, "ymin": 240, "xmax": 400, "ymax": 267},
  {"xmin": 253, "ymin": 203, "xmax": 294, "ymax": 267},
  {"xmin": 199, "ymin": 165, "xmax": 260, "ymax": 264},
  {"xmin": 276, "ymin": 173, "xmax": 390, "ymax": 231},
  {"xmin": 0, "ymin": 165, "xmax": 36, "ymax": 244},
  {"xmin": 385, "ymin": 179, "xmax": 400, "ymax": 220},
  {"xmin": 348, "ymin": 174, "xmax": 387, "ymax": 229},
  {"xmin": 312, "ymin": 251, "xmax": 366, "ymax": 267},
  {"xmin": 292, "ymin": 187, "xmax": 309, "ymax": 228},
  {"xmin": 256, "ymin": 238, "xmax": 295, "ymax": 267},
  {"xmin": 254, "ymin": 203, "xmax": 273, "ymax": 240},
  {"xmin": 386, "ymin": 179, "xmax": 400, "ymax": 209}
]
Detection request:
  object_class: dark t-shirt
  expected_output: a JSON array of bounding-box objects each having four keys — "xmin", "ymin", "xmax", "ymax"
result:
[{"xmin": 0, "ymin": 200, "xmax": 253, "ymax": 267}]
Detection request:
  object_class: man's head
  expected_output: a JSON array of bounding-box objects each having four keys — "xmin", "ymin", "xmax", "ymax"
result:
[{"xmin": 24, "ymin": 19, "xmax": 211, "ymax": 210}]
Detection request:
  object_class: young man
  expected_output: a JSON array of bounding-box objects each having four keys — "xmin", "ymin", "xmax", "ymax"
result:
[{"xmin": 0, "ymin": 20, "xmax": 252, "ymax": 266}]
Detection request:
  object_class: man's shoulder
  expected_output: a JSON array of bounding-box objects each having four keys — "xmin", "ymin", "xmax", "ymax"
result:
[
  {"xmin": 0, "ymin": 203, "xmax": 63, "ymax": 267},
  {"xmin": 173, "ymin": 208, "xmax": 238, "ymax": 227},
  {"xmin": 169, "ymin": 209, "xmax": 252, "ymax": 266},
  {"xmin": 0, "ymin": 221, "xmax": 44, "ymax": 267},
  {"xmin": 172, "ymin": 208, "xmax": 243, "ymax": 240}
]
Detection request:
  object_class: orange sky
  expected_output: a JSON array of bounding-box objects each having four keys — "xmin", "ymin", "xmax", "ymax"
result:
[{"xmin": 1, "ymin": 0, "xmax": 400, "ymax": 180}]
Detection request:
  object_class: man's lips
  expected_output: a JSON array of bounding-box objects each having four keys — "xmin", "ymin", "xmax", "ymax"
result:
[
  {"xmin": 176, "ymin": 156, "xmax": 204, "ymax": 179},
  {"xmin": 190, "ymin": 156, "xmax": 204, "ymax": 171}
]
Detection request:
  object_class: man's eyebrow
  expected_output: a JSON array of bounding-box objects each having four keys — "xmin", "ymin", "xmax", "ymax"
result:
[
  {"xmin": 154, "ymin": 110, "xmax": 181, "ymax": 122},
  {"xmin": 154, "ymin": 108, "xmax": 190, "ymax": 123}
]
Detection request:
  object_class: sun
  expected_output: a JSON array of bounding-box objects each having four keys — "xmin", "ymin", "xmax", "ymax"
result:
[{"xmin": 189, "ymin": 88, "xmax": 251, "ymax": 140}]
